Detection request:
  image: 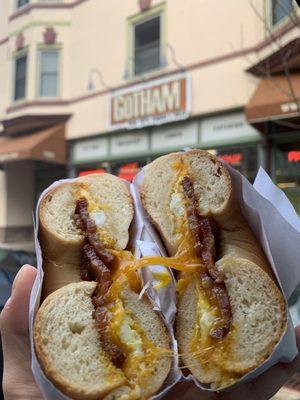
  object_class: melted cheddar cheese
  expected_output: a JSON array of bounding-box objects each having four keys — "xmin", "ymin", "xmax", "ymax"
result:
[
  {"xmin": 96, "ymin": 250, "xmax": 167, "ymax": 399},
  {"xmin": 74, "ymin": 184, "xmax": 115, "ymax": 248},
  {"xmin": 169, "ymin": 158, "xmax": 241, "ymax": 389}
]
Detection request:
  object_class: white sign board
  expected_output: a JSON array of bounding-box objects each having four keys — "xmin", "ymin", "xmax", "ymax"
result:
[
  {"xmin": 200, "ymin": 112, "xmax": 261, "ymax": 145},
  {"xmin": 110, "ymin": 73, "xmax": 191, "ymax": 130},
  {"xmin": 151, "ymin": 122, "xmax": 198, "ymax": 150},
  {"xmin": 73, "ymin": 137, "xmax": 109, "ymax": 163},
  {"xmin": 110, "ymin": 131, "xmax": 149, "ymax": 156}
]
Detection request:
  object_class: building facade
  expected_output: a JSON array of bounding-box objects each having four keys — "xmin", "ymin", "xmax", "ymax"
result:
[{"xmin": 0, "ymin": 0, "xmax": 299, "ymax": 250}]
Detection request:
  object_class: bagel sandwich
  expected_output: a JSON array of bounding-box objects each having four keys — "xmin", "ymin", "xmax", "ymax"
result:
[
  {"xmin": 140, "ymin": 150, "xmax": 287, "ymax": 389},
  {"xmin": 34, "ymin": 173, "xmax": 172, "ymax": 400}
]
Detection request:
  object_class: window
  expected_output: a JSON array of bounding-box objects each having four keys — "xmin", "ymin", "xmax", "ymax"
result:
[
  {"xmin": 14, "ymin": 54, "xmax": 27, "ymax": 101},
  {"xmin": 271, "ymin": 0, "xmax": 294, "ymax": 26},
  {"xmin": 17, "ymin": 0, "xmax": 29, "ymax": 8},
  {"xmin": 134, "ymin": 16, "xmax": 161, "ymax": 75},
  {"xmin": 39, "ymin": 49, "xmax": 60, "ymax": 97}
]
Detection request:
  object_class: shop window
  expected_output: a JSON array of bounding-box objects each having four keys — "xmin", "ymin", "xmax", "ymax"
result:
[
  {"xmin": 76, "ymin": 163, "xmax": 109, "ymax": 177},
  {"xmin": 271, "ymin": 0, "xmax": 294, "ymax": 26},
  {"xmin": 14, "ymin": 54, "xmax": 27, "ymax": 101},
  {"xmin": 111, "ymin": 160, "xmax": 146, "ymax": 182},
  {"xmin": 134, "ymin": 16, "xmax": 160, "ymax": 75},
  {"xmin": 17, "ymin": 0, "xmax": 29, "ymax": 8},
  {"xmin": 275, "ymin": 142, "xmax": 300, "ymax": 215},
  {"xmin": 217, "ymin": 146, "xmax": 258, "ymax": 183},
  {"xmin": 38, "ymin": 49, "xmax": 60, "ymax": 97}
]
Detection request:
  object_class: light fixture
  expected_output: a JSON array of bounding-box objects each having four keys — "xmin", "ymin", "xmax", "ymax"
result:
[{"xmin": 87, "ymin": 68, "xmax": 111, "ymax": 91}]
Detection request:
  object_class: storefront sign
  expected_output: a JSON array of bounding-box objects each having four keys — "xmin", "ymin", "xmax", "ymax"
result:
[
  {"xmin": 110, "ymin": 73, "xmax": 190, "ymax": 130},
  {"xmin": 79, "ymin": 169, "xmax": 106, "ymax": 177},
  {"xmin": 288, "ymin": 151, "xmax": 300, "ymax": 162},
  {"xmin": 73, "ymin": 137, "xmax": 109, "ymax": 163},
  {"xmin": 218, "ymin": 153, "xmax": 243, "ymax": 164},
  {"xmin": 0, "ymin": 152, "xmax": 19, "ymax": 162},
  {"xmin": 118, "ymin": 162, "xmax": 140, "ymax": 181},
  {"xmin": 110, "ymin": 131, "xmax": 148, "ymax": 155},
  {"xmin": 200, "ymin": 112, "xmax": 260, "ymax": 145},
  {"xmin": 151, "ymin": 122, "xmax": 197, "ymax": 150}
]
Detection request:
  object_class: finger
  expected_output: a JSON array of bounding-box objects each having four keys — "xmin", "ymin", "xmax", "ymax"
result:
[
  {"xmin": 0, "ymin": 264, "xmax": 37, "ymax": 337},
  {"xmin": 0, "ymin": 265, "xmax": 41, "ymax": 399}
]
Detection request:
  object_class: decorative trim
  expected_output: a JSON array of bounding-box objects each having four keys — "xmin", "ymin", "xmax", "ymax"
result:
[
  {"xmin": 9, "ymin": 0, "xmax": 90, "ymax": 21},
  {"xmin": 43, "ymin": 27, "xmax": 57, "ymax": 44},
  {"xmin": 10, "ymin": 21, "xmax": 71, "ymax": 38},
  {"xmin": 0, "ymin": 37, "xmax": 9, "ymax": 46},
  {"xmin": 139, "ymin": 0, "xmax": 152, "ymax": 12},
  {"xmin": 7, "ymin": 99, "xmax": 69, "ymax": 113},
  {"xmin": 15, "ymin": 32, "xmax": 25, "ymax": 50}
]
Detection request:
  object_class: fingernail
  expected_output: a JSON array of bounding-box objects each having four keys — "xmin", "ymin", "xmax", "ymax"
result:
[{"xmin": 11, "ymin": 266, "xmax": 25, "ymax": 295}]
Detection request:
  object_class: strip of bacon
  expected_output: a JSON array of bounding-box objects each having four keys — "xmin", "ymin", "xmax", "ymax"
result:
[
  {"xmin": 74, "ymin": 198, "xmax": 125, "ymax": 367},
  {"xmin": 181, "ymin": 177, "xmax": 232, "ymax": 339}
]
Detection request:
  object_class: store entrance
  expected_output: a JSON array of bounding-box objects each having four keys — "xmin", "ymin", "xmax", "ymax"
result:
[{"xmin": 275, "ymin": 141, "xmax": 300, "ymax": 215}]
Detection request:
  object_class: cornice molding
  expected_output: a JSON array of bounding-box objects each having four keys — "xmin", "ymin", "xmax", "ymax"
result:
[{"xmin": 9, "ymin": 0, "xmax": 90, "ymax": 21}]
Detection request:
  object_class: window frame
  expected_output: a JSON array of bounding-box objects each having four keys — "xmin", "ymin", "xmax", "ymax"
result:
[
  {"xmin": 13, "ymin": 49, "xmax": 28, "ymax": 103},
  {"xmin": 269, "ymin": 0, "xmax": 296, "ymax": 29},
  {"xmin": 127, "ymin": 2, "xmax": 166, "ymax": 79},
  {"xmin": 37, "ymin": 46, "xmax": 61, "ymax": 99},
  {"xmin": 16, "ymin": 0, "xmax": 30, "ymax": 9}
]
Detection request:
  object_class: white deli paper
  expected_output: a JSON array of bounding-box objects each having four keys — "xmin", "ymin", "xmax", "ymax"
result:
[
  {"xmin": 29, "ymin": 160, "xmax": 300, "ymax": 399},
  {"xmin": 132, "ymin": 161, "xmax": 299, "ymax": 393},
  {"xmin": 29, "ymin": 177, "xmax": 180, "ymax": 400}
]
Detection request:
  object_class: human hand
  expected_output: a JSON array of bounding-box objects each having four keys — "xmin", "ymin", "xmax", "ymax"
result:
[{"xmin": 0, "ymin": 265, "xmax": 42, "ymax": 400}]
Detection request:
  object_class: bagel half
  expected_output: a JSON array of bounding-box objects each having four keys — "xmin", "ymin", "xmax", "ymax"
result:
[
  {"xmin": 35, "ymin": 173, "xmax": 171, "ymax": 399},
  {"xmin": 141, "ymin": 150, "xmax": 287, "ymax": 389},
  {"xmin": 39, "ymin": 173, "xmax": 134, "ymax": 299},
  {"xmin": 34, "ymin": 281, "xmax": 171, "ymax": 400}
]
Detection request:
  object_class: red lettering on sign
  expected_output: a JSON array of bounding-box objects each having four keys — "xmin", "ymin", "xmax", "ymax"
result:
[
  {"xmin": 79, "ymin": 169, "xmax": 106, "ymax": 177},
  {"xmin": 118, "ymin": 162, "xmax": 140, "ymax": 181},
  {"xmin": 218, "ymin": 153, "xmax": 243, "ymax": 164},
  {"xmin": 288, "ymin": 151, "xmax": 300, "ymax": 162}
]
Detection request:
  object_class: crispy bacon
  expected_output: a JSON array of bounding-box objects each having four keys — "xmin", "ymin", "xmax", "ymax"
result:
[
  {"xmin": 182, "ymin": 176, "xmax": 232, "ymax": 339},
  {"xmin": 74, "ymin": 197, "xmax": 125, "ymax": 367}
]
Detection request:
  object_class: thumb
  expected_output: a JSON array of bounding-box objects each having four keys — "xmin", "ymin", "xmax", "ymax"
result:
[
  {"xmin": 0, "ymin": 264, "xmax": 37, "ymax": 337},
  {"xmin": 0, "ymin": 265, "xmax": 41, "ymax": 400}
]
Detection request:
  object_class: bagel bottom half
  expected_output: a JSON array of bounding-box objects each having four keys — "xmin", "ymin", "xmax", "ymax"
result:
[{"xmin": 34, "ymin": 281, "xmax": 171, "ymax": 400}]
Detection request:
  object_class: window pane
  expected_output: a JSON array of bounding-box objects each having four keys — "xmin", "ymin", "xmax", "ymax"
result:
[
  {"xmin": 135, "ymin": 44, "xmax": 160, "ymax": 75},
  {"xmin": 39, "ymin": 50, "xmax": 59, "ymax": 97},
  {"xmin": 41, "ymin": 51, "xmax": 58, "ymax": 73},
  {"xmin": 17, "ymin": 0, "xmax": 29, "ymax": 7},
  {"xmin": 134, "ymin": 16, "xmax": 160, "ymax": 74},
  {"xmin": 41, "ymin": 73, "xmax": 58, "ymax": 97},
  {"xmin": 272, "ymin": 0, "xmax": 293, "ymax": 25},
  {"xmin": 135, "ymin": 17, "xmax": 160, "ymax": 49},
  {"xmin": 14, "ymin": 55, "xmax": 27, "ymax": 101}
]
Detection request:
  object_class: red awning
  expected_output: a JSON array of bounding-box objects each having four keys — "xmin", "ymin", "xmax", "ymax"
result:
[
  {"xmin": 246, "ymin": 73, "xmax": 300, "ymax": 123},
  {"xmin": 0, "ymin": 125, "xmax": 66, "ymax": 164}
]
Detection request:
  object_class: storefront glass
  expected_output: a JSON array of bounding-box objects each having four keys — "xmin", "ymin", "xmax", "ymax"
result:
[
  {"xmin": 216, "ymin": 146, "xmax": 259, "ymax": 183},
  {"xmin": 275, "ymin": 141, "xmax": 300, "ymax": 215},
  {"xmin": 110, "ymin": 159, "xmax": 147, "ymax": 181},
  {"xmin": 75, "ymin": 162, "xmax": 109, "ymax": 177}
]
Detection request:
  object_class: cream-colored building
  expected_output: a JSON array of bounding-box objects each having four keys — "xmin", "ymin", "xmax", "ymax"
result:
[{"xmin": 0, "ymin": 0, "xmax": 299, "ymax": 250}]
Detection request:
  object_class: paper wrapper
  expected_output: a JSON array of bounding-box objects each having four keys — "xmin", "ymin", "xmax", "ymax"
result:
[
  {"xmin": 29, "ymin": 177, "xmax": 180, "ymax": 400},
  {"xmin": 29, "ymin": 160, "xmax": 300, "ymax": 399}
]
